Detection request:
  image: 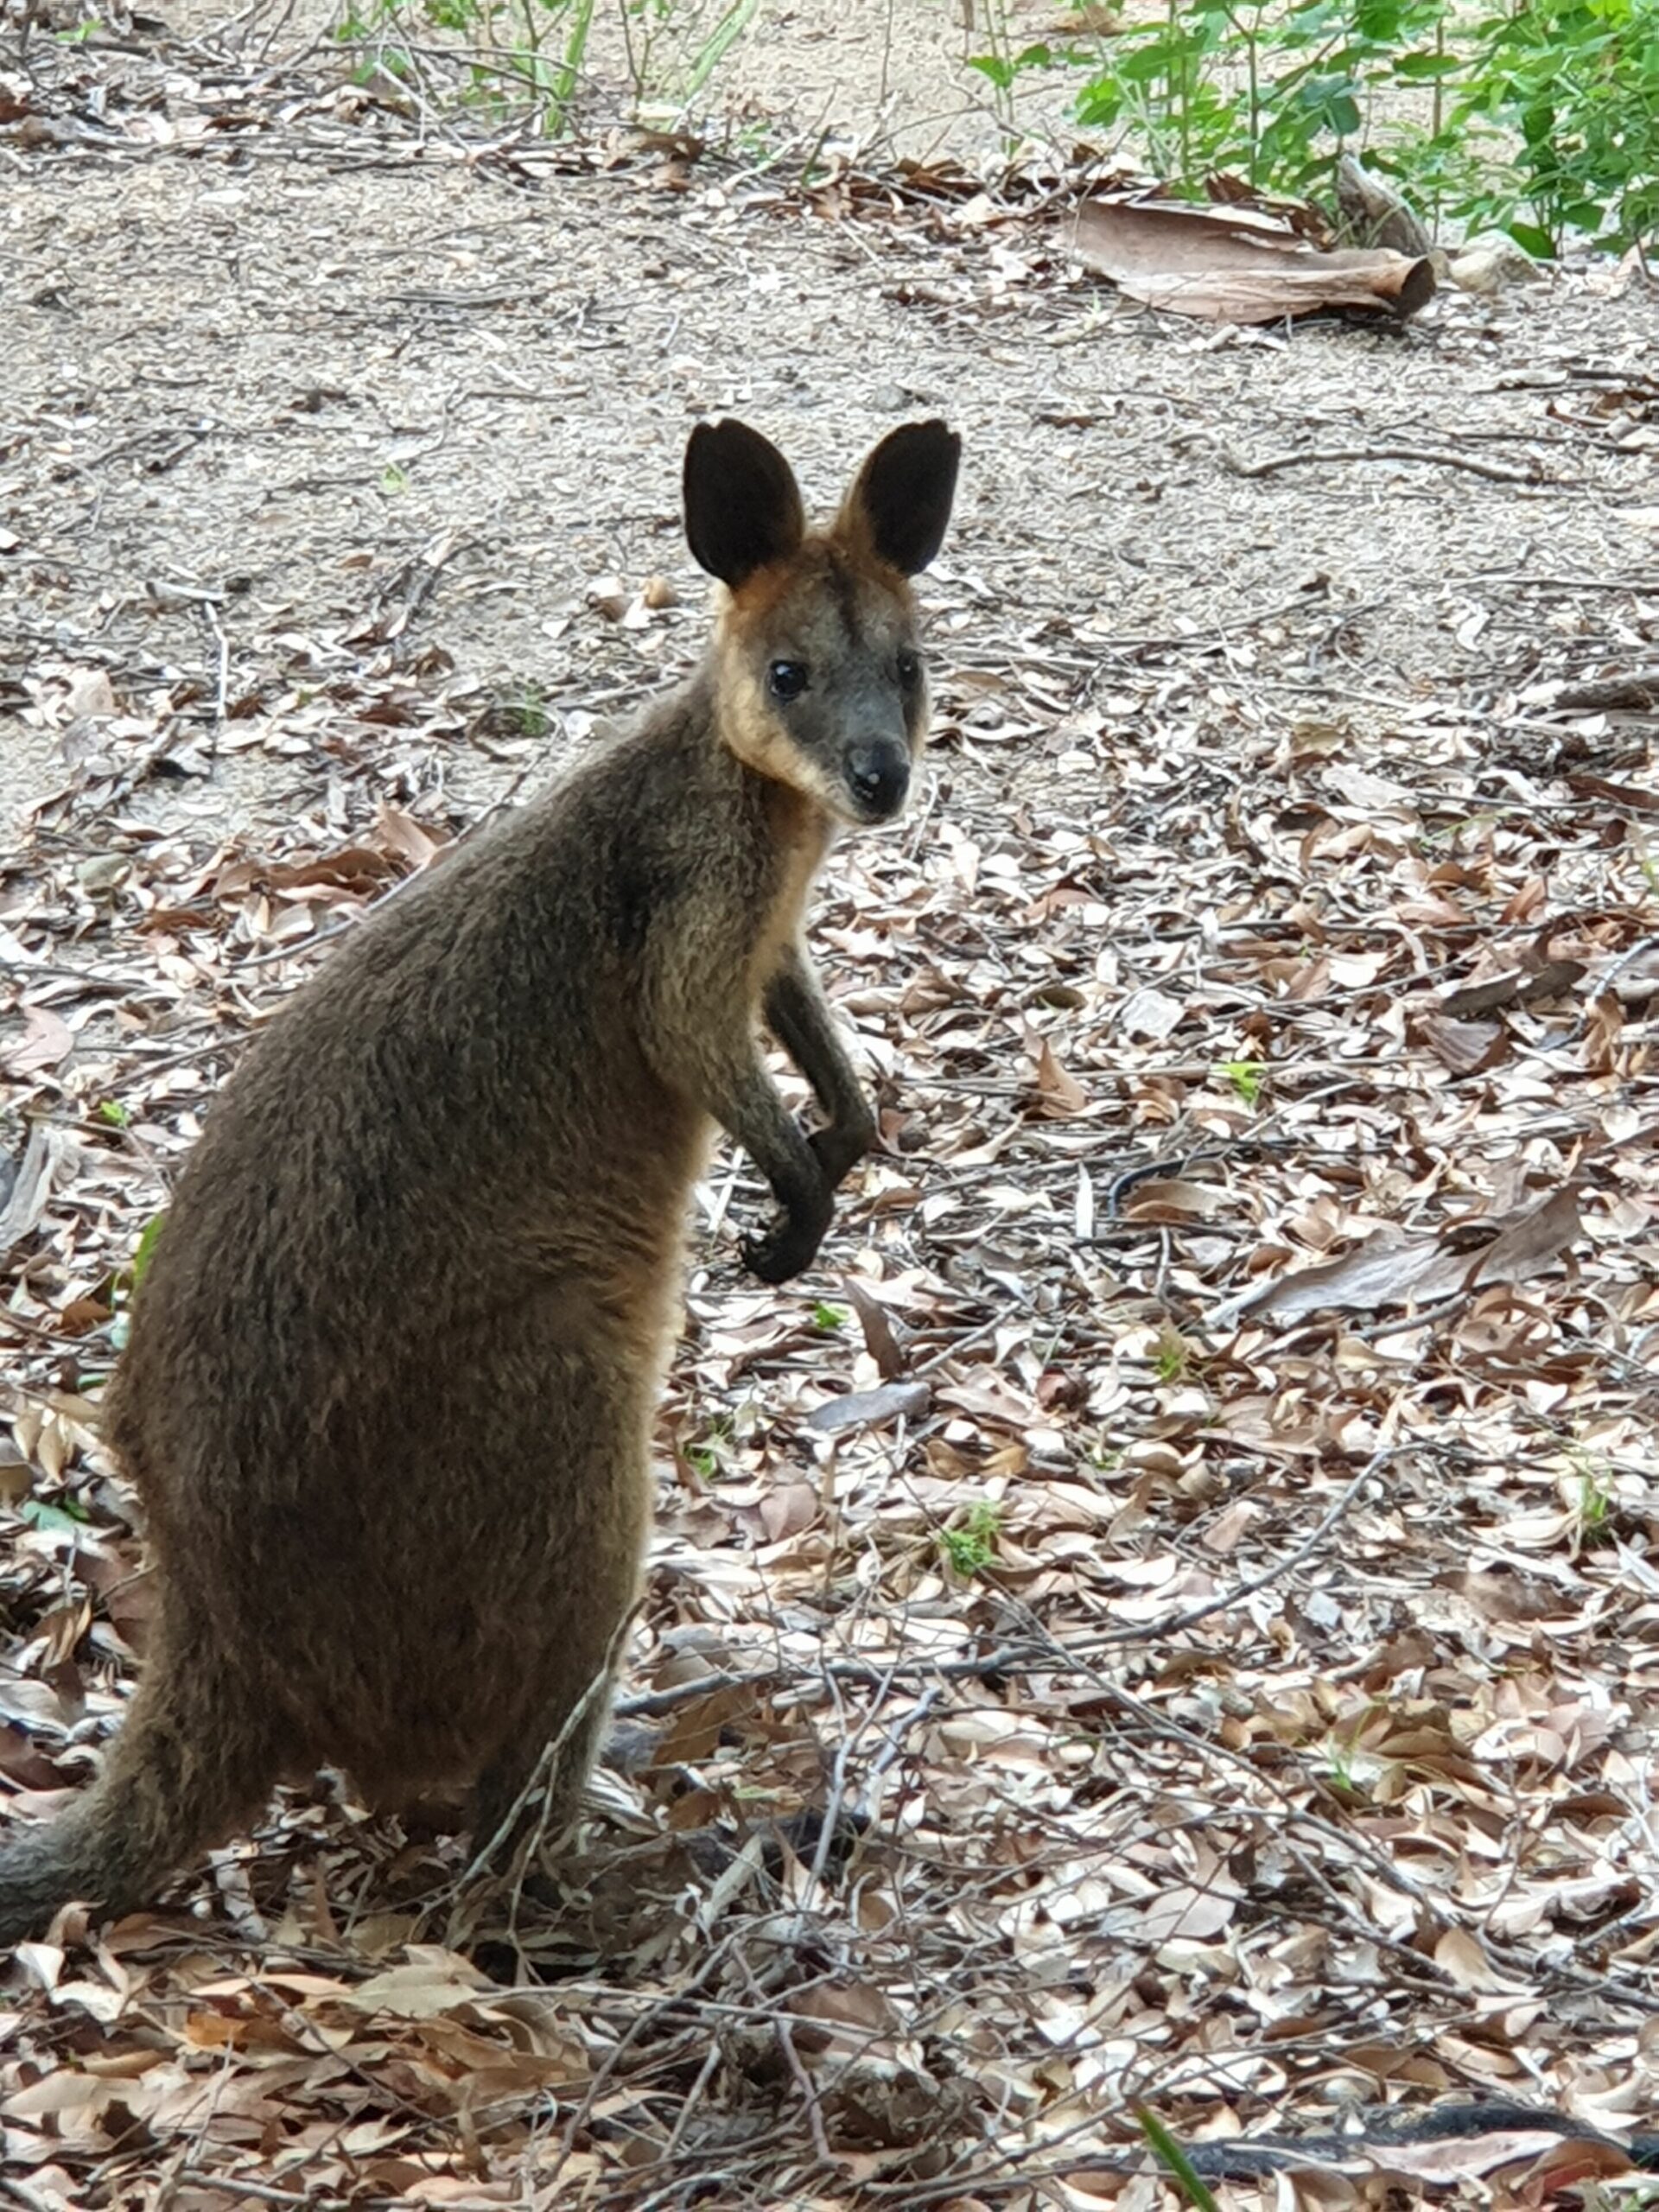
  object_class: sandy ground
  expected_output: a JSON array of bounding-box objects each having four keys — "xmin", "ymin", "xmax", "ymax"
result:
[{"xmin": 4, "ymin": 48, "xmax": 1656, "ymax": 849}]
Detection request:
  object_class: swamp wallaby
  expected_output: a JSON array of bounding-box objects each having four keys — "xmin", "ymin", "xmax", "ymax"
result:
[{"xmin": 0, "ymin": 417, "xmax": 961, "ymax": 1942}]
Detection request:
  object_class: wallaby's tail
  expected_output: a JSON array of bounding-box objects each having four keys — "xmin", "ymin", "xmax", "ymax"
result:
[{"xmin": 0, "ymin": 1644, "xmax": 273, "ymax": 1947}]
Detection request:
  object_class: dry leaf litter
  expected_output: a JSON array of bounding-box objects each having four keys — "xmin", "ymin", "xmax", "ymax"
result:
[{"xmin": 3, "ymin": 16, "xmax": 1659, "ymax": 2209}]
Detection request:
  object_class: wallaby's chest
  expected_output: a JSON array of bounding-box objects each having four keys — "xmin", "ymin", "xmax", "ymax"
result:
[{"xmin": 746, "ymin": 805, "xmax": 835, "ymax": 999}]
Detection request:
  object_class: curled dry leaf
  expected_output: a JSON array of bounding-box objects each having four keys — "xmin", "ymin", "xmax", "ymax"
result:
[
  {"xmin": 1439, "ymin": 959, "xmax": 1586, "ymax": 1018},
  {"xmin": 842, "ymin": 1275, "xmax": 906, "ymax": 1379},
  {"xmin": 1072, "ymin": 191, "xmax": 1435, "ymax": 324}
]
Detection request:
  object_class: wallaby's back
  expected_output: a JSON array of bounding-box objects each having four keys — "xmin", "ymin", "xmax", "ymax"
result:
[{"xmin": 0, "ymin": 416, "xmax": 961, "ymax": 1942}]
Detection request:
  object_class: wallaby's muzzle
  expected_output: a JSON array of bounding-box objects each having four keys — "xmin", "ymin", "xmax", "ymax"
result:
[{"xmin": 845, "ymin": 738, "xmax": 911, "ymax": 823}]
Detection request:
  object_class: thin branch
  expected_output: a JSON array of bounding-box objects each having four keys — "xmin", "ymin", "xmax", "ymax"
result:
[{"xmin": 1224, "ymin": 441, "xmax": 1548, "ymax": 486}]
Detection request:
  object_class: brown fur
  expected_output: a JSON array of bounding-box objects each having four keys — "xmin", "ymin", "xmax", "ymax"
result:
[{"xmin": 0, "ymin": 418, "xmax": 960, "ymax": 1943}]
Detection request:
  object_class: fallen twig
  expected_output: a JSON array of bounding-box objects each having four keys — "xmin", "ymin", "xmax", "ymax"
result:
[
  {"xmin": 1224, "ymin": 442, "xmax": 1547, "ymax": 486},
  {"xmin": 1548, "ymin": 667, "xmax": 1659, "ymax": 710}
]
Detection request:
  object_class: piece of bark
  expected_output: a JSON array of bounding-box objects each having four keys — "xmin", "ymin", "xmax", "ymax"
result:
[
  {"xmin": 1549, "ymin": 668, "xmax": 1659, "ymax": 711},
  {"xmin": 1334, "ymin": 153, "xmax": 1432, "ymax": 258},
  {"xmin": 1072, "ymin": 192, "xmax": 1434, "ymax": 325}
]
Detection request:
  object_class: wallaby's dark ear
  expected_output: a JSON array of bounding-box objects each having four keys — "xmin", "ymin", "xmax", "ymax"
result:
[
  {"xmin": 683, "ymin": 420, "xmax": 807, "ymax": 588},
  {"xmin": 839, "ymin": 420, "xmax": 961, "ymax": 576}
]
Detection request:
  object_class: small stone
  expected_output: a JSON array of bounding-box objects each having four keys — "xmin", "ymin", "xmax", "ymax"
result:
[
  {"xmin": 641, "ymin": 575, "xmax": 678, "ymax": 610},
  {"xmin": 1447, "ymin": 231, "xmax": 1543, "ymax": 296},
  {"xmin": 588, "ymin": 574, "xmax": 629, "ymax": 622},
  {"xmin": 66, "ymin": 668, "xmax": 116, "ymax": 719},
  {"xmin": 78, "ymin": 855, "xmax": 130, "ymax": 898}
]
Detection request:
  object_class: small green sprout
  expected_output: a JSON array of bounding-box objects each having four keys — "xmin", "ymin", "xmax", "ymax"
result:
[
  {"xmin": 130, "ymin": 1214, "xmax": 165, "ymax": 1297},
  {"xmin": 939, "ymin": 1499, "xmax": 1002, "ymax": 1579},
  {"xmin": 1216, "ymin": 1058, "xmax": 1266, "ymax": 1109},
  {"xmin": 1153, "ymin": 1327, "xmax": 1191, "ymax": 1385}
]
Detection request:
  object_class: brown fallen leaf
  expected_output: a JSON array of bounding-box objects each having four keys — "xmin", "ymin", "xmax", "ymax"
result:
[
  {"xmin": 3, "ymin": 1006, "xmax": 75, "ymax": 1080},
  {"xmin": 758, "ymin": 1480, "xmax": 817, "ymax": 1541},
  {"xmin": 1433, "ymin": 1925, "xmax": 1514, "ymax": 1994},
  {"xmin": 1440, "ymin": 959, "xmax": 1586, "ymax": 1018},
  {"xmin": 1414, "ymin": 1011, "xmax": 1506, "ymax": 1073},
  {"xmin": 374, "ymin": 803, "xmax": 448, "ymax": 869},
  {"xmin": 260, "ymin": 846, "xmax": 397, "ymax": 896},
  {"xmin": 804, "ymin": 1380, "xmax": 931, "ymax": 1435},
  {"xmin": 1471, "ymin": 1185, "xmax": 1585, "ymax": 1288},
  {"xmin": 1029, "ymin": 1034, "xmax": 1090, "ymax": 1116},
  {"xmin": 1121, "ymin": 1177, "xmax": 1228, "ymax": 1223},
  {"xmin": 1072, "ymin": 191, "xmax": 1434, "ymax": 324},
  {"xmin": 1238, "ymin": 1186, "xmax": 1584, "ymax": 1320},
  {"xmin": 1568, "ymin": 772, "xmax": 1659, "ymax": 815},
  {"xmin": 842, "ymin": 1276, "xmax": 905, "ymax": 1380},
  {"xmin": 1374, "ymin": 2128, "xmax": 1621, "ymax": 2184},
  {"xmin": 0, "ymin": 1724, "xmax": 64, "ymax": 1792},
  {"xmin": 333, "ymin": 1949, "xmax": 493, "ymax": 2019}
]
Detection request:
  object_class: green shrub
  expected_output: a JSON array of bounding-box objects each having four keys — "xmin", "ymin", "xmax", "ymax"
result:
[
  {"xmin": 334, "ymin": 0, "xmax": 759, "ymax": 137},
  {"xmin": 978, "ymin": 0, "xmax": 1659, "ymax": 255}
]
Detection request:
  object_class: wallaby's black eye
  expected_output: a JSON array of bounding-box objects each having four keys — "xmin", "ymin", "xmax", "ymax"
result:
[
  {"xmin": 897, "ymin": 648, "xmax": 921, "ymax": 688},
  {"xmin": 768, "ymin": 660, "xmax": 808, "ymax": 702}
]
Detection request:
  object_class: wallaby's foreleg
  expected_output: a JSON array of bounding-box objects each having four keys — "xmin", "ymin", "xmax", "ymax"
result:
[
  {"xmin": 764, "ymin": 945, "xmax": 877, "ymax": 1190},
  {"xmin": 642, "ymin": 939, "xmax": 833, "ymax": 1282},
  {"xmin": 716, "ymin": 1059, "xmax": 835, "ymax": 1283}
]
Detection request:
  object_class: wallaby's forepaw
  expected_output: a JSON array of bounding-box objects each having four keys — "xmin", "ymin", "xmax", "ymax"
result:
[{"xmin": 741, "ymin": 1196, "xmax": 834, "ymax": 1283}]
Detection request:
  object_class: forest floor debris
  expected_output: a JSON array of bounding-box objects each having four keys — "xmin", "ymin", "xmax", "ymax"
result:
[{"xmin": 3, "ymin": 10, "xmax": 1659, "ymax": 2207}]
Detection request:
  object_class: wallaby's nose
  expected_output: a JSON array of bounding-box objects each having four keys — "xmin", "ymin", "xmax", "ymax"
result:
[{"xmin": 847, "ymin": 741, "xmax": 910, "ymax": 821}]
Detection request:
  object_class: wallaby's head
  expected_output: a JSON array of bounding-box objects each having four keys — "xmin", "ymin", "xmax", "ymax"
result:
[{"xmin": 684, "ymin": 418, "xmax": 961, "ymax": 827}]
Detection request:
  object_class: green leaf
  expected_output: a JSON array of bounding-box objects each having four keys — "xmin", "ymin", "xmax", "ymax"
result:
[
  {"xmin": 21, "ymin": 1498, "xmax": 90, "ymax": 1537},
  {"xmin": 683, "ymin": 0, "xmax": 761, "ymax": 99},
  {"xmin": 968, "ymin": 52, "xmax": 1015, "ymax": 90},
  {"xmin": 939, "ymin": 1499, "xmax": 1002, "ymax": 1579},
  {"xmin": 1073, "ymin": 76, "xmax": 1125, "ymax": 126},
  {"xmin": 1508, "ymin": 218, "xmax": 1556, "ymax": 257},
  {"xmin": 1216, "ymin": 1058, "xmax": 1266, "ymax": 1108},
  {"xmin": 130, "ymin": 1212, "xmax": 165, "ymax": 1294},
  {"xmin": 1354, "ymin": 0, "xmax": 1403, "ymax": 40},
  {"xmin": 1135, "ymin": 2108, "xmax": 1222, "ymax": 2212},
  {"xmin": 1113, "ymin": 45, "xmax": 1169, "ymax": 84}
]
